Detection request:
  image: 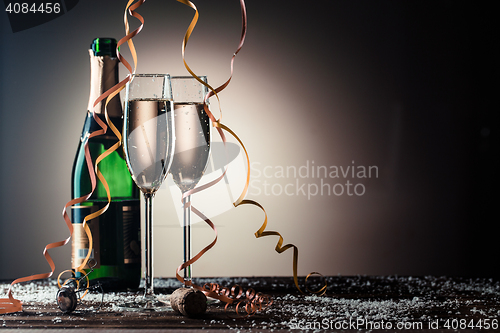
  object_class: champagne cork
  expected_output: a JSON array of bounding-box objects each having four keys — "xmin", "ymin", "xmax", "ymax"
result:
[{"xmin": 170, "ymin": 287, "xmax": 207, "ymax": 317}]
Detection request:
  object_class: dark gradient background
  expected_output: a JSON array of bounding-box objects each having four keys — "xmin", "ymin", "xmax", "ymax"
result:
[{"xmin": 0, "ymin": 1, "xmax": 497, "ymax": 280}]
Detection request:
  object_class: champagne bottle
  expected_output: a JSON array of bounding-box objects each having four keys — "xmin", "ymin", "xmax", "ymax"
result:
[{"xmin": 71, "ymin": 38, "xmax": 141, "ymax": 290}]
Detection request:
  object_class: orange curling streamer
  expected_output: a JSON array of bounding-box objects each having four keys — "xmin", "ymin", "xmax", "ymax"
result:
[
  {"xmin": 1, "ymin": 1, "xmax": 146, "ymax": 314},
  {"xmin": 57, "ymin": 0, "xmax": 146, "ymax": 287},
  {"xmin": 0, "ymin": 98, "xmax": 102, "ymax": 314},
  {"xmin": 175, "ymin": 0, "xmax": 327, "ymax": 305},
  {"xmin": 173, "ymin": 1, "xmax": 272, "ymax": 314},
  {"xmin": 93, "ymin": 0, "xmax": 146, "ymax": 207}
]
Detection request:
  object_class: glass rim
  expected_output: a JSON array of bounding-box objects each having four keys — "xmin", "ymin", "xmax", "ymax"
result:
[
  {"xmin": 131, "ymin": 73, "xmax": 171, "ymax": 78},
  {"xmin": 171, "ymin": 75, "xmax": 207, "ymax": 80}
]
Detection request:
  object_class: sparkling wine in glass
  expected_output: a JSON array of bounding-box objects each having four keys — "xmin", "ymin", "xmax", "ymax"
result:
[
  {"xmin": 121, "ymin": 74, "xmax": 175, "ymax": 310},
  {"xmin": 170, "ymin": 76, "xmax": 211, "ymax": 286}
]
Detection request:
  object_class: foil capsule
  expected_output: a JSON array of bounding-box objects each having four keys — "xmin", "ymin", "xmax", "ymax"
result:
[{"xmin": 56, "ymin": 286, "xmax": 78, "ymax": 313}]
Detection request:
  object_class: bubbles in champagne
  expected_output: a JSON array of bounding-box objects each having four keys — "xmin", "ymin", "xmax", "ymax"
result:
[
  {"xmin": 170, "ymin": 102, "xmax": 211, "ymax": 193},
  {"xmin": 124, "ymin": 98, "xmax": 174, "ymax": 195}
]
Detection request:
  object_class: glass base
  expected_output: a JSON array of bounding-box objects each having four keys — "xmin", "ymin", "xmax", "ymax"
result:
[{"xmin": 116, "ymin": 295, "xmax": 172, "ymax": 312}]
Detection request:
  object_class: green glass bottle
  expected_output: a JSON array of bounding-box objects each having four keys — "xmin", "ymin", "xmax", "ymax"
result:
[{"xmin": 71, "ymin": 38, "xmax": 141, "ymax": 291}]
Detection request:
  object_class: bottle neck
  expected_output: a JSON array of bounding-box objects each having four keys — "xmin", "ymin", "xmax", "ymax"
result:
[{"xmin": 87, "ymin": 50, "xmax": 122, "ymax": 117}]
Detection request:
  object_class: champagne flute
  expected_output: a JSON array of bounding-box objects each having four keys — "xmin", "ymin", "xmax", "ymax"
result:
[
  {"xmin": 121, "ymin": 74, "xmax": 175, "ymax": 310},
  {"xmin": 170, "ymin": 76, "xmax": 211, "ymax": 286}
]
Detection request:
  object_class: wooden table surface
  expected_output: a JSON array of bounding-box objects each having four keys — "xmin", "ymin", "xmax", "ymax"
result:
[{"xmin": 1, "ymin": 276, "xmax": 499, "ymax": 332}]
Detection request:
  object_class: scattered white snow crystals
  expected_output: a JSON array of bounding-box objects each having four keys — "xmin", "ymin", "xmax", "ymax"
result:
[{"xmin": 1, "ymin": 276, "xmax": 499, "ymax": 331}]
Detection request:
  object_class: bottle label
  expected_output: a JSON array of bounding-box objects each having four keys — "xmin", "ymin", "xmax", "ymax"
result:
[
  {"xmin": 123, "ymin": 203, "xmax": 141, "ymax": 264},
  {"xmin": 71, "ymin": 206, "xmax": 100, "ymax": 269}
]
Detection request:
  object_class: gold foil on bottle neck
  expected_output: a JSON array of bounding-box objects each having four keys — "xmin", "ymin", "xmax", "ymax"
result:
[{"xmin": 87, "ymin": 50, "xmax": 122, "ymax": 117}]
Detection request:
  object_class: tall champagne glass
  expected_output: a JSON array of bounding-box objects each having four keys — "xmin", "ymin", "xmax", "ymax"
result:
[
  {"xmin": 170, "ymin": 76, "xmax": 211, "ymax": 286},
  {"xmin": 121, "ymin": 74, "xmax": 175, "ymax": 310}
]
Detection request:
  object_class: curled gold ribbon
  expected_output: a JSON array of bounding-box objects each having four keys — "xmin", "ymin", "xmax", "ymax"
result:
[
  {"xmin": 0, "ymin": 83, "xmax": 106, "ymax": 313},
  {"xmin": 1, "ymin": 1, "xmax": 146, "ymax": 314},
  {"xmin": 175, "ymin": 0, "xmax": 327, "ymax": 309},
  {"xmin": 57, "ymin": 0, "xmax": 146, "ymax": 286},
  {"xmin": 173, "ymin": 1, "xmax": 268, "ymax": 315},
  {"xmin": 57, "ymin": 0, "xmax": 144, "ymax": 283},
  {"xmin": 202, "ymin": 282, "xmax": 273, "ymax": 318},
  {"xmin": 0, "ymin": 111, "xmax": 101, "ymax": 313}
]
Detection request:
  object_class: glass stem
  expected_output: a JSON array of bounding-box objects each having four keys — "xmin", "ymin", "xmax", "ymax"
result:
[
  {"xmin": 183, "ymin": 194, "xmax": 192, "ymax": 287},
  {"xmin": 144, "ymin": 192, "xmax": 154, "ymax": 298}
]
